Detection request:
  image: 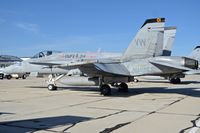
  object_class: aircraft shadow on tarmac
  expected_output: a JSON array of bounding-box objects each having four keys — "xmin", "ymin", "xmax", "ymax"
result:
[
  {"xmin": 27, "ymin": 85, "xmax": 200, "ymax": 98},
  {"xmin": 0, "ymin": 115, "xmax": 92, "ymax": 133}
]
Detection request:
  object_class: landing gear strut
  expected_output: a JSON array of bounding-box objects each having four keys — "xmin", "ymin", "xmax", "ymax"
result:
[{"xmin": 47, "ymin": 74, "xmax": 65, "ymax": 91}]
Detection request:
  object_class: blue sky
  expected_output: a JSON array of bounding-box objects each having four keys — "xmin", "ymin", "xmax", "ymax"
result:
[{"xmin": 0, "ymin": 0, "xmax": 200, "ymax": 57}]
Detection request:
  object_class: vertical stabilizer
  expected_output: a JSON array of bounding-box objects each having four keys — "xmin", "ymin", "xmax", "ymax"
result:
[
  {"xmin": 162, "ymin": 27, "xmax": 177, "ymax": 56},
  {"xmin": 121, "ymin": 18, "xmax": 165, "ymax": 62}
]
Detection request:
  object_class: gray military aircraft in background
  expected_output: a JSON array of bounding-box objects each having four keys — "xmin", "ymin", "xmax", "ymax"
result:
[
  {"xmin": 31, "ymin": 18, "xmax": 198, "ymax": 95},
  {"xmin": 1, "ymin": 50, "xmax": 62, "ymax": 79}
]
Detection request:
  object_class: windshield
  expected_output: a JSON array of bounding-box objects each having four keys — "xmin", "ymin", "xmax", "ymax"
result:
[{"xmin": 32, "ymin": 50, "xmax": 61, "ymax": 58}]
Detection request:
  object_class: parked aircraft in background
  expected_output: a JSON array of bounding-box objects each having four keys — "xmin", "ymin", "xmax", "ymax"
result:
[
  {"xmin": 0, "ymin": 55, "xmax": 23, "ymax": 79},
  {"xmin": 0, "ymin": 50, "xmax": 62, "ymax": 79},
  {"xmin": 0, "ymin": 55, "xmax": 22, "ymax": 68}
]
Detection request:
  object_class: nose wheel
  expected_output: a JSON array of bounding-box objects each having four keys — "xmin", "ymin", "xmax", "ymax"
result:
[{"xmin": 48, "ymin": 84, "xmax": 57, "ymax": 91}]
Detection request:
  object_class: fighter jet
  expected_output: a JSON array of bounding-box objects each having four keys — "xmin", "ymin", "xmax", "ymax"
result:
[
  {"xmin": 40, "ymin": 18, "xmax": 198, "ymax": 95},
  {"xmin": 1, "ymin": 50, "xmax": 63, "ymax": 79},
  {"xmin": 2, "ymin": 17, "xmax": 178, "ymax": 82},
  {"xmin": 27, "ymin": 18, "xmax": 178, "ymax": 88}
]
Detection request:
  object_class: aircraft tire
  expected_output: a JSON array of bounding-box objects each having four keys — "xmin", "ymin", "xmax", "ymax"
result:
[
  {"xmin": 0, "ymin": 74, "xmax": 3, "ymax": 80},
  {"xmin": 6, "ymin": 75, "xmax": 12, "ymax": 80},
  {"xmin": 134, "ymin": 79, "xmax": 139, "ymax": 83},
  {"xmin": 118, "ymin": 82, "xmax": 128, "ymax": 92},
  {"xmin": 48, "ymin": 84, "xmax": 57, "ymax": 91},
  {"xmin": 175, "ymin": 78, "xmax": 181, "ymax": 84},
  {"xmin": 22, "ymin": 75, "xmax": 26, "ymax": 79},
  {"xmin": 170, "ymin": 78, "xmax": 176, "ymax": 84},
  {"xmin": 100, "ymin": 84, "xmax": 111, "ymax": 96},
  {"xmin": 170, "ymin": 78, "xmax": 181, "ymax": 84}
]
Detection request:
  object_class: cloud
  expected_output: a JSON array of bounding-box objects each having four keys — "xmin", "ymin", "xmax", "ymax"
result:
[{"xmin": 15, "ymin": 22, "xmax": 39, "ymax": 33}]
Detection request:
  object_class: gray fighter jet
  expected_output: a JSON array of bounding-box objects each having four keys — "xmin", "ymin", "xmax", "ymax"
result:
[
  {"xmin": 41, "ymin": 18, "xmax": 198, "ymax": 95},
  {"xmin": 1, "ymin": 50, "xmax": 62, "ymax": 79},
  {"xmin": 1, "ymin": 17, "xmax": 176, "ymax": 81}
]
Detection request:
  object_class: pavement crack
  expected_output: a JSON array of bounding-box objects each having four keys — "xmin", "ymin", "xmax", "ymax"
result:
[
  {"xmin": 69, "ymin": 98, "xmax": 112, "ymax": 107},
  {"xmin": 179, "ymin": 114, "xmax": 200, "ymax": 133},
  {"xmin": 99, "ymin": 122, "xmax": 131, "ymax": 133},
  {"xmin": 168, "ymin": 97, "xmax": 185, "ymax": 106},
  {"xmin": 95, "ymin": 110, "xmax": 127, "ymax": 120},
  {"xmin": 99, "ymin": 110, "xmax": 157, "ymax": 133},
  {"xmin": 98, "ymin": 97, "xmax": 187, "ymax": 133},
  {"xmin": 62, "ymin": 110, "xmax": 126, "ymax": 132}
]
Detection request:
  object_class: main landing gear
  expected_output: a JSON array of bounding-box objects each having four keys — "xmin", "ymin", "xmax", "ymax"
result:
[
  {"xmin": 170, "ymin": 78, "xmax": 181, "ymax": 84},
  {"xmin": 100, "ymin": 84, "xmax": 111, "ymax": 96},
  {"xmin": 100, "ymin": 82, "xmax": 129, "ymax": 96}
]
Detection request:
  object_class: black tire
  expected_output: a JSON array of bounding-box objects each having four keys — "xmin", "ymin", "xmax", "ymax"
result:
[
  {"xmin": 0, "ymin": 74, "xmax": 3, "ymax": 80},
  {"xmin": 48, "ymin": 84, "xmax": 57, "ymax": 91},
  {"xmin": 22, "ymin": 75, "xmax": 26, "ymax": 79},
  {"xmin": 170, "ymin": 78, "xmax": 176, "ymax": 84},
  {"xmin": 170, "ymin": 78, "xmax": 181, "ymax": 84},
  {"xmin": 175, "ymin": 78, "xmax": 181, "ymax": 84},
  {"xmin": 118, "ymin": 82, "xmax": 128, "ymax": 92},
  {"xmin": 6, "ymin": 75, "xmax": 12, "ymax": 80},
  {"xmin": 100, "ymin": 84, "xmax": 111, "ymax": 96}
]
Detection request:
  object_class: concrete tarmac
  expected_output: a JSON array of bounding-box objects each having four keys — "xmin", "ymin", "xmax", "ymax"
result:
[{"xmin": 1, "ymin": 75, "xmax": 200, "ymax": 133}]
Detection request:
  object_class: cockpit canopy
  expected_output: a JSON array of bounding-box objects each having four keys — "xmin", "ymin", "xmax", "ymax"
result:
[
  {"xmin": 194, "ymin": 46, "xmax": 200, "ymax": 50},
  {"xmin": 32, "ymin": 50, "xmax": 61, "ymax": 58}
]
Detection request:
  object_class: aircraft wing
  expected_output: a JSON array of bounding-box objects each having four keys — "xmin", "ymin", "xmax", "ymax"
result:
[
  {"xmin": 56, "ymin": 60, "xmax": 130, "ymax": 77},
  {"xmin": 149, "ymin": 60, "xmax": 193, "ymax": 72}
]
